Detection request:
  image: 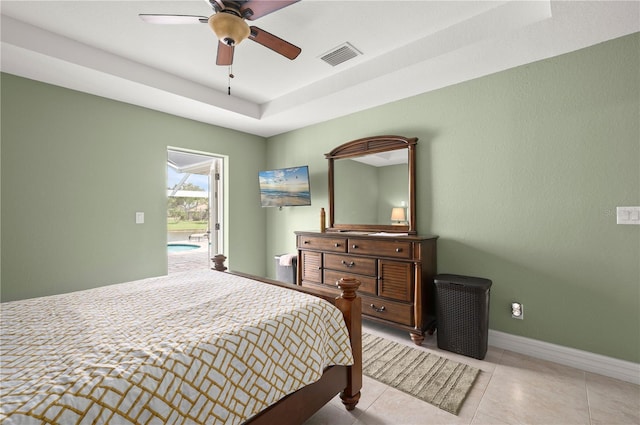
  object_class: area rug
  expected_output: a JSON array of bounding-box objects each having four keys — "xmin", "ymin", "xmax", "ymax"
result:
[{"xmin": 362, "ymin": 333, "xmax": 480, "ymax": 415}]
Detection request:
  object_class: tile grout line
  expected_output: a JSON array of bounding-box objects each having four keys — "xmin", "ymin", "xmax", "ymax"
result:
[
  {"xmin": 584, "ymin": 371, "xmax": 593, "ymax": 425},
  {"xmin": 468, "ymin": 348, "xmax": 505, "ymax": 425}
]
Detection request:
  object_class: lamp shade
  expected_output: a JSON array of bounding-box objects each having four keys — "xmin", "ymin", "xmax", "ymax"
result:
[
  {"xmin": 391, "ymin": 207, "xmax": 406, "ymax": 222},
  {"xmin": 208, "ymin": 13, "xmax": 250, "ymax": 46}
]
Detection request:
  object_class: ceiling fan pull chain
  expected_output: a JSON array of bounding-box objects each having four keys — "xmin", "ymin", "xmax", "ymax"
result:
[{"xmin": 228, "ymin": 65, "xmax": 235, "ymax": 96}]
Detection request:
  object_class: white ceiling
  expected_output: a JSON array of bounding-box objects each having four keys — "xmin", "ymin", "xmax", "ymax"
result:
[{"xmin": 1, "ymin": 1, "xmax": 638, "ymax": 137}]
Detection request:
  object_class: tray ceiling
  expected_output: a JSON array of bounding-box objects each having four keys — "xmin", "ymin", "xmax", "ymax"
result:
[{"xmin": 1, "ymin": 1, "xmax": 638, "ymax": 136}]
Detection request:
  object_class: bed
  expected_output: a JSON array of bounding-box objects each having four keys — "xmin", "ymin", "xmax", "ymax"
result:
[{"xmin": 0, "ymin": 263, "xmax": 362, "ymax": 425}]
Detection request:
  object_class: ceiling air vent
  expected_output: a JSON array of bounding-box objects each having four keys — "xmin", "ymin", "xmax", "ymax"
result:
[{"xmin": 319, "ymin": 42, "xmax": 362, "ymax": 67}]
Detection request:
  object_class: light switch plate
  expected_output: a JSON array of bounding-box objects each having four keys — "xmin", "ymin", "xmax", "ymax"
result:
[
  {"xmin": 136, "ymin": 212, "xmax": 145, "ymax": 224},
  {"xmin": 616, "ymin": 207, "xmax": 640, "ymax": 225}
]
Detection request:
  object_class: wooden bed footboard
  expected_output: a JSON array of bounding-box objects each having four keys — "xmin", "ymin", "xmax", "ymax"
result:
[{"xmin": 214, "ymin": 257, "xmax": 362, "ymax": 425}]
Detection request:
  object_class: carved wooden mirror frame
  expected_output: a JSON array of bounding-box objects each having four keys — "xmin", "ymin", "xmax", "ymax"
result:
[{"xmin": 326, "ymin": 135, "xmax": 417, "ymax": 235}]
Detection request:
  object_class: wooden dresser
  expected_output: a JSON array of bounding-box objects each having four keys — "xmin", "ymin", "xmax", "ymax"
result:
[{"xmin": 295, "ymin": 231, "xmax": 438, "ymax": 345}]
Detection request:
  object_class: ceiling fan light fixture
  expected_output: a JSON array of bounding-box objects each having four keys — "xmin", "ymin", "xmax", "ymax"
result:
[{"xmin": 208, "ymin": 12, "xmax": 250, "ymax": 46}]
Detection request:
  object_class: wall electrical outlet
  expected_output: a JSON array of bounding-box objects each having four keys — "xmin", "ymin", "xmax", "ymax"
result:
[
  {"xmin": 135, "ymin": 212, "xmax": 145, "ymax": 224},
  {"xmin": 511, "ymin": 302, "xmax": 524, "ymax": 320}
]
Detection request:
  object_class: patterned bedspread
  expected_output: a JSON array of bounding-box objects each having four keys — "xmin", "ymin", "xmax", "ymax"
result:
[{"xmin": 0, "ymin": 270, "xmax": 354, "ymax": 424}]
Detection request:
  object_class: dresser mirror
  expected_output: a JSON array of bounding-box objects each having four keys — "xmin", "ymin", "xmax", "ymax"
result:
[{"xmin": 326, "ymin": 135, "xmax": 417, "ymax": 234}]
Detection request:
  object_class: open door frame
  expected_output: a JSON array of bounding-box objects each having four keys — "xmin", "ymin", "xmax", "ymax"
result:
[{"xmin": 167, "ymin": 148, "xmax": 225, "ymax": 269}]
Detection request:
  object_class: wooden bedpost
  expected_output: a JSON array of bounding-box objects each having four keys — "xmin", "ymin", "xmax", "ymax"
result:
[
  {"xmin": 211, "ymin": 254, "xmax": 228, "ymax": 271},
  {"xmin": 334, "ymin": 277, "xmax": 362, "ymax": 410}
]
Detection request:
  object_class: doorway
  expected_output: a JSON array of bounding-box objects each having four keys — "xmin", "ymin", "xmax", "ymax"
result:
[{"xmin": 167, "ymin": 148, "xmax": 224, "ymax": 272}]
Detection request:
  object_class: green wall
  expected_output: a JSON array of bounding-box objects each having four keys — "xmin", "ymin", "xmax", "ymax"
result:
[
  {"xmin": 264, "ymin": 33, "xmax": 640, "ymax": 363},
  {"xmin": 1, "ymin": 73, "xmax": 267, "ymax": 301}
]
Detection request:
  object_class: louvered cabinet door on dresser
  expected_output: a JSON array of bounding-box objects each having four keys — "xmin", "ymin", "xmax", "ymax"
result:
[{"xmin": 295, "ymin": 231, "xmax": 438, "ymax": 345}]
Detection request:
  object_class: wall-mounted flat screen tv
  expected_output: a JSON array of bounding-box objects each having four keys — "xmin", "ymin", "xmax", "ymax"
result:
[{"xmin": 259, "ymin": 165, "xmax": 312, "ymax": 207}]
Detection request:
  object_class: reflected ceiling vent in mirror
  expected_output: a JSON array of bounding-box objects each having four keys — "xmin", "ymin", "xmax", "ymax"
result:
[{"xmin": 319, "ymin": 42, "xmax": 362, "ymax": 67}]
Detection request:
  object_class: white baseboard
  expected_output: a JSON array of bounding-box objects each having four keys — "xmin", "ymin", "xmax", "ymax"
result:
[{"xmin": 488, "ymin": 330, "xmax": 640, "ymax": 385}]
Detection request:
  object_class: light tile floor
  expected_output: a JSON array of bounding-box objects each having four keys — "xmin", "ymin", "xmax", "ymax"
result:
[
  {"xmin": 304, "ymin": 322, "xmax": 640, "ymax": 425},
  {"xmin": 168, "ymin": 251, "xmax": 640, "ymax": 425}
]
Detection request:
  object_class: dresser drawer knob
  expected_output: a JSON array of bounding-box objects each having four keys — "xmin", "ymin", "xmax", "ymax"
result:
[
  {"xmin": 303, "ymin": 240, "xmax": 310, "ymax": 244},
  {"xmin": 395, "ymin": 247, "xmax": 402, "ymax": 253},
  {"xmin": 334, "ymin": 243, "xmax": 341, "ymax": 247},
  {"xmin": 370, "ymin": 304, "xmax": 386, "ymax": 313},
  {"xmin": 352, "ymin": 244, "xmax": 358, "ymax": 249},
  {"xmin": 341, "ymin": 260, "xmax": 355, "ymax": 268}
]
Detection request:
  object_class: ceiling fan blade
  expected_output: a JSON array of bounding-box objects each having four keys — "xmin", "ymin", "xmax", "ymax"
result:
[
  {"xmin": 139, "ymin": 14, "xmax": 208, "ymax": 24},
  {"xmin": 249, "ymin": 26, "xmax": 301, "ymax": 60},
  {"xmin": 216, "ymin": 41, "xmax": 235, "ymax": 66},
  {"xmin": 206, "ymin": 0, "xmax": 226, "ymax": 13},
  {"xmin": 240, "ymin": 0, "xmax": 300, "ymax": 20}
]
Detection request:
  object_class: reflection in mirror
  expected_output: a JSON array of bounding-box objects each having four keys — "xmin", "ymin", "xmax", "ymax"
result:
[
  {"xmin": 327, "ymin": 135, "xmax": 417, "ymax": 234},
  {"xmin": 334, "ymin": 150, "xmax": 408, "ymax": 226}
]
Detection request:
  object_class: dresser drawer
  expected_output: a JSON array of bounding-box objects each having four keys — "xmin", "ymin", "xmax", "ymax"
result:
[
  {"xmin": 361, "ymin": 295, "xmax": 413, "ymax": 327},
  {"xmin": 347, "ymin": 239, "xmax": 412, "ymax": 259},
  {"xmin": 298, "ymin": 235, "xmax": 347, "ymax": 253},
  {"xmin": 324, "ymin": 253, "xmax": 376, "ymax": 276},
  {"xmin": 324, "ymin": 270, "xmax": 376, "ymax": 296}
]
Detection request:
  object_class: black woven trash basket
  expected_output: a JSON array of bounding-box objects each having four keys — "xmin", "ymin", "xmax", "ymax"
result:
[{"xmin": 434, "ymin": 274, "xmax": 492, "ymax": 360}]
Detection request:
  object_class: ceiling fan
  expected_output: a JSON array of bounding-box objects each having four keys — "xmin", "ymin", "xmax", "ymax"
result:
[{"xmin": 139, "ymin": 0, "xmax": 302, "ymax": 66}]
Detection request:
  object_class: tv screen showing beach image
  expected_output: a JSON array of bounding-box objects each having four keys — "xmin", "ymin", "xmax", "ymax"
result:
[{"xmin": 259, "ymin": 166, "xmax": 311, "ymax": 207}]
